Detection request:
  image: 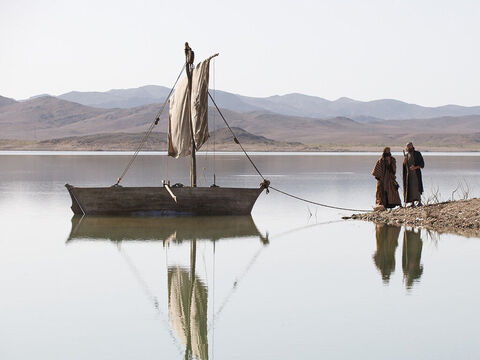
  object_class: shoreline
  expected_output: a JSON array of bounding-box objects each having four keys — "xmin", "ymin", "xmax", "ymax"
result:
[
  {"xmin": 3, "ymin": 150, "xmax": 480, "ymax": 156},
  {"xmin": 3, "ymin": 137, "xmax": 480, "ymax": 153},
  {"xmin": 3, "ymin": 147, "xmax": 480, "ymax": 153},
  {"xmin": 350, "ymin": 198, "xmax": 480, "ymax": 238}
]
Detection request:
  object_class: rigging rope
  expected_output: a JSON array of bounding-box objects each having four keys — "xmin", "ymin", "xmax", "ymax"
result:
[
  {"xmin": 212, "ymin": 58, "xmax": 216, "ymax": 185},
  {"xmin": 208, "ymin": 218, "xmax": 346, "ymax": 331},
  {"xmin": 115, "ymin": 64, "xmax": 186, "ymax": 185},
  {"xmin": 114, "ymin": 64, "xmax": 371, "ymax": 213},
  {"xmin": 207, "ymin": 91, "xmax": 266, "ymax": 181},
  {"xmin": 117, "ymin": 244, "xmax": 183, "ymax": 354},
  {"xmin": 208, "ymin": 91, "xmax": 371, "ymax": 213}
]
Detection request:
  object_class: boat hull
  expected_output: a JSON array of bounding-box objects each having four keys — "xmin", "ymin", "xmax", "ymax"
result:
[{"xmin": 65, "ymin": 184, "xmax": 264, "ymax": 216}]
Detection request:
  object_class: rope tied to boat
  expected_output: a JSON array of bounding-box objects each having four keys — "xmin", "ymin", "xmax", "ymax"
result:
[
  {"xmin": 115, "ymin": 64, "xmax": 186, "ymax": 185},
  {"xmin": 269, "ymin": 186, "xmax": 371, "ymax": 212}
]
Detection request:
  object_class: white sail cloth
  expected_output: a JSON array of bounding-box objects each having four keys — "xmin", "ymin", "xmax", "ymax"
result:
[{"xmin": 168, "ymin": 58, "xmax": 211, "ymax": 158}]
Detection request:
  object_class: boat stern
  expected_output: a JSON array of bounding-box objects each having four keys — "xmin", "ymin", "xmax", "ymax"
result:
[{"xmin": 65, "ymin": 184, "xmax": 85, "ymax": 215}]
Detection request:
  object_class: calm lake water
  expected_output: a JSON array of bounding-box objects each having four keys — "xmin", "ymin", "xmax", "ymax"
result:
[{"xmin": 1, "ymin": 152, "xmax": 480, "ymax": 360}]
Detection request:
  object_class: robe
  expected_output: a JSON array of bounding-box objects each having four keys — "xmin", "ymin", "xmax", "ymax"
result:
[
  {"xmin": 402, "ymin": 150, "xmax": 425, "ymax": 202},
  {"xmin": 372, "ymin": 156, "xmax": 401, "ymax": 208}
]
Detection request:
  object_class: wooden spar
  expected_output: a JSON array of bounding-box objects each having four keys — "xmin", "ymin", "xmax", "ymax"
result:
[
  {"xmin": 185, "ymin": 42, "xmax": 196, "ymax": 187},
  {"xmin": 165, "ymin": 184, "xmax": 177, "ymax": 203}
]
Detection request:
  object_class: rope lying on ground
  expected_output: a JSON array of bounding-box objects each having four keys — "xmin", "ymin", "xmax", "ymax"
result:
[{"xmin": 115, "ymin": 64, "xmax": 186, "ymax": 185}]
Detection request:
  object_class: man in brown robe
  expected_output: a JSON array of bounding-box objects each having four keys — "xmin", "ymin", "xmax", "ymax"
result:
[{"xmin": 371, "ymin": 147, "xmax": 401, "ymax": 209}]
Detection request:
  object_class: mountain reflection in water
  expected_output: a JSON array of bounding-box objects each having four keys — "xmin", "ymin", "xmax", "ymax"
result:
[
  {"xmin": 67, "ymin": 215, "xmax": 268, "ymax": 360},
  {"xmin": 373, "ymin": 224, "xmax": 424, "ymax": 289}
]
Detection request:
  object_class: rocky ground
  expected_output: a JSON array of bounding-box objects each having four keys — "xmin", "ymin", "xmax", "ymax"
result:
[{"xmin": 350, "ymin": 198, "xmax": 480, "ymax": 238}]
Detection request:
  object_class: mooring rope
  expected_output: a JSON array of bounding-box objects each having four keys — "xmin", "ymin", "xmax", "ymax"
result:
[
  {"xmin": 269, "ymin": 186, "xmax": 371, "ymax": 212},
  {"xmin": 115, "ymin": 64, "xmax": 186, "ymax": 185},
  {"xmin": 208, "ymin": 91, "xmax": 371, "ymax": 213}
]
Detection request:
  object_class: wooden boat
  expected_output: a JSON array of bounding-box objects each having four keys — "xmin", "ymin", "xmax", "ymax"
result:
[
  {"xmin": 66, "ymin": 185, "xmax": 264, "ymax": 216},
  {"xmin": 66, "ymin": 43, "xmax": 268, "ymax": 216}
]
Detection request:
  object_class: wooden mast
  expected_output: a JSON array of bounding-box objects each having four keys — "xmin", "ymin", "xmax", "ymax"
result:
[{"xmin": 185, "ymin": 42, "xmax": 197, "ymax": 187}]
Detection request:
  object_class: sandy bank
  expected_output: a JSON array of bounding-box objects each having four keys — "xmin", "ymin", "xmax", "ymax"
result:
[{"xmin": 351, "ymin": 198, "xmax": 480, "ymax": 238}]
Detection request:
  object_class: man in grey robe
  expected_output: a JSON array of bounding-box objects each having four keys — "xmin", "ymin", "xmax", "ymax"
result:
[{"xmin": 402, "ymin": 142, "xmax": 425, "ymax": 207}]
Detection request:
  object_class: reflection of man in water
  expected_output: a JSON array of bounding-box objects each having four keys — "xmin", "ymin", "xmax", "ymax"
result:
[
  {"xmin": 402, "ymin": 228, "xmax": 424, "ymax": 289},
  {"xmin": 373, "ymin": 224, "xmax": 400, "ymax": 284}
]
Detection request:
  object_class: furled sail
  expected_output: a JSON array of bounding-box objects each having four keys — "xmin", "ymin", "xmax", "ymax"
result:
[
  {"xmin": 168, "ymin": 58, "xmax": 212, "ymax": 158},
  {"xmin": 168, "ymin": 76, "xmax": 191, "ymax": 158},
  {"xmin": 190, "ymin": 59, "xmax": 210, "ymax": 150}
]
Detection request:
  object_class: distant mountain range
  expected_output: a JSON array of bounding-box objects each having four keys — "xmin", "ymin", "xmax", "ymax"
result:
[
  {"xmin": 51, "ymin": 85, "xmax": 480, "ymax": 121},
  {"xmin": 0, "ymin": 128, "xmax": 302, "ymax": 152},
  {"xmin": 58, "ymin": 85, "xmax": 171, "ymax": 109},
  {"xmin": 0, "ymin": 95, "xmax": 16, "ymax": 107},
  {"xmin": 2, "ymin": 94, "xmax": 480, "ymax": 151}
]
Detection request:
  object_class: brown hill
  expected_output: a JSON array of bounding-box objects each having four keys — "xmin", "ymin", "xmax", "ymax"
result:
[
  {"xmin": 0, "ymin": 95, "xmax": 16, "ymax": 107},
  {"xmin": 2, "ymin": 95, "xmax": 480, "ymax": 150},
  {"xmin": 0, "ymin": 127, "xmax": 303, "ymax": 151},
  {"xmin": 0, "ymin": 96, "xmax": 165, "ymax": 140}
]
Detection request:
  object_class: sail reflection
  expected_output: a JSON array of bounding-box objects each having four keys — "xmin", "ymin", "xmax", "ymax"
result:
[
  {"xmin": 373, "ymin": 224, "xmax": 424, "ymax": 288},
  {"xmin": 168, "ymin": 264, "xmax": 208, "ymax": 360}
]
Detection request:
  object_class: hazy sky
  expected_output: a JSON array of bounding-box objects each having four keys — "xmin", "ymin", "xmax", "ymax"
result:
[{"xmin": 1, "ymin": 0, "xmax": 479, "ymax": 106}]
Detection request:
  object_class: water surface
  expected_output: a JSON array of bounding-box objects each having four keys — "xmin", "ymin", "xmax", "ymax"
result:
[{"xmin": 1, "ymin": 153, "xmax": 480, "ymax": 359}]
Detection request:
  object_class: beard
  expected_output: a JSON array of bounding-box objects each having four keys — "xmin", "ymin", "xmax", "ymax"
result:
[{"xmin": 408, "ymin": 148, "xmax": 414, "ymax": 153}]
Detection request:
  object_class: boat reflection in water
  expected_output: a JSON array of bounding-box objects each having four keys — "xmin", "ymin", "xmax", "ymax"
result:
[
  {"xmin": 67, "ymin": 215, "xmax": 268, "ymax": 360},
  {"xmin": 68, "ymin": 215, "xmax": 268, "ymax": 244},
  {"xmin": 373, "ymin": 224, "xmax": 424, "ymax": 289}
]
